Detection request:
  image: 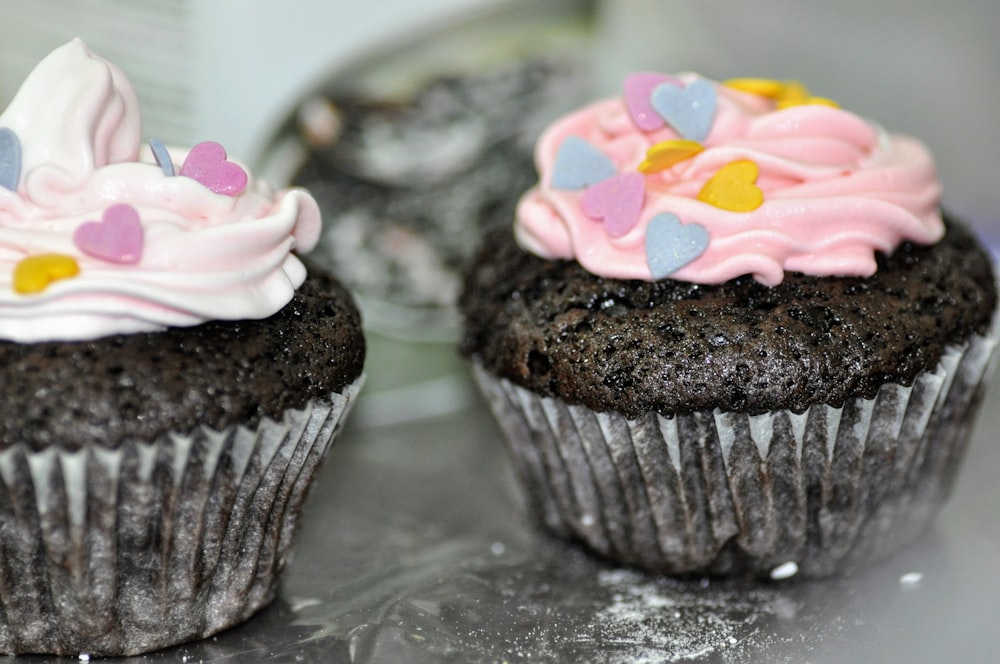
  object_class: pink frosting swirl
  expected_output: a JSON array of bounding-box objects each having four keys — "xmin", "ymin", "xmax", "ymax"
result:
[
  {"xmin": 0, "ymin": 40, "xmax": 321, "ymax": 342},
  {"xmin": 515, "ymin": 74, "xmax": 944, "ymax": 286}
]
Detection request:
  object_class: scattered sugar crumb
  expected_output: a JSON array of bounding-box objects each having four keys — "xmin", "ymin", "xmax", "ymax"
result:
[
  {"xmin": 899, "ymin": 572, "xmax": 923, "ymax": 588},
  {"xmin": 770, "ymin": 562, "xmax": 799, "ymax": 580}
]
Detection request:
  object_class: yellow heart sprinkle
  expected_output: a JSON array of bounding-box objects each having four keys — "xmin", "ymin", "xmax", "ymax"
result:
[
  {"xmin": 697, "ymin": 160, "xmax": 764, "ymax": 212},
  {"xmin": 13, "ymin": 254, "xmax": 80, "ymax": 294},
  {"xmin": 723, "ymin": 77, "xmax": 787, "ymax": 99},
  {"xmin": 776, "ymin": 95, "xmax": 840, "ymax": 109},
  {"xmin": 639, "ymin": 139, "xmax": 705, "ymax": 173},
  {"xmin": 777, "ymin": 80, "xmax": 810, "ymax": 103},
  {"xmin": 724, "ymin": 78, "xmax": 839, "ymax": 109}
]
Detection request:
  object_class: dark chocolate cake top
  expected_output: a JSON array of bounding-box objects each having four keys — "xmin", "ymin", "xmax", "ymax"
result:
[
  {"xmin": 460, "ymin": 219, "xmax": 996, "ymax": 418},
  {"xmin": 0, "ymin": 267, "xmax": 365, "ymax": 451}
]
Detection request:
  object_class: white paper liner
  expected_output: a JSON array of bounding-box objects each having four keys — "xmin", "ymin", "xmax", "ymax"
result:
[
  {"xmin": 473, "ymin": 315, "xmax": 999, "ymax": 579},
  {"xmin": 0, "ymin": 375, "xmax": 363, "ymax": 656}
]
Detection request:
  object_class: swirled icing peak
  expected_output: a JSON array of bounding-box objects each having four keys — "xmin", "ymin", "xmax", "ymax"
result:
[
  {"xmin": 515, "ymin": 73, "xmax": 944, "ymax": 286},
  {"xmin": 0, "ymin": 39, "xmax": 321, "ymax": 342}
]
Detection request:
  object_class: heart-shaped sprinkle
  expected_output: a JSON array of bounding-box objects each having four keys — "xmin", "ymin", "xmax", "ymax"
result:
[
  {"xmin": 73, "ymin": 203, "xmax": 144, "ymax": 264},
  {"xmin": 581, "ymin": 172, "xmax": 645, "ymax": 237},
  {"xmin": 697, "ymin": 160, "xmax": 764, "ymax": 212},
  {"xmin": 776, "ymin": 80, "xmax": 810, "ymax": 104},
  {"xmin": 651, "ymin": 78, "xmax": 718, "ymax": 142},
  {"xmin": 639, "ymin": 139, "xmax": 705, "ymax": 173},
  {"xmin": 550, "ymin": 136, "xmax": 618, "ymax": 190},
  {"xmin": 149, "ymin": 137, "xmax": 175, "ymax": 177},
  {"xmin": 724, "ymin": 78, "xmax": 839, "ymax": 110},
  {"xmin": 645, "ymin": 212, "xmax": 710, "ymax": 279},
  {"xmin": 623, "ymin": 72, "xmax": 680, "ymax": 131},
  {"xmin": 723, "ymin": 77, "xmax": 787, "ymax": 99},
  {"xmin": 776, "ymin": 94, "xmax": 839, "ymax": 110},
  {"xmin": 0, "ymin": 127, "xmax": 22, "ymax": 191},
  {"xmin": 13, "ymin": 254, "xmax": 80, "ymax": 294},
  {"xmin": 179, "ymin": 141, "xmax": 247, "ymax": 196}
]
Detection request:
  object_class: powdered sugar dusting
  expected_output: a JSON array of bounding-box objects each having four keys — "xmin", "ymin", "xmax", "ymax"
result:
[{"xmin": 588, "ymin": 568, "xmax": 796, "ymax": 662}]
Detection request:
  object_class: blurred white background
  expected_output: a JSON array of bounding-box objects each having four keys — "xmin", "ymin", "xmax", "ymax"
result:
[
  {"xmin": 0, "ymin": 0, "xmax": 996, "ymax": 237},
  {"xmin": 0, "ymin": 0, "xmax": 510, "ymax": 162},
  {"xmin": 593, "ymin": 0, "xmax": 1000, "ymax": 242}
]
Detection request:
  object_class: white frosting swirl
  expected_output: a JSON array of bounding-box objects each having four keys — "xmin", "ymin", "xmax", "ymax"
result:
[{"xmin": 0, "ymin": 40, "xmax": 320, "ymax": 342}]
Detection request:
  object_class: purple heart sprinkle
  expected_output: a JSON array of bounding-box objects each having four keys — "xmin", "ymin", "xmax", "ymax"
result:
[
  {"xmin": 623, "ymin": 72, "xmax": 681, "ymax": 131},
  {"xmin": 581, "ymin": 172, "xmax": 646, "ymax": 237},
  {"xmin": 73, "ymin": 203, "xmax": 145, "ymax": 264},
  {"xmin": 180, "ymin": 141, "xmax": 248, "ymax": 196}
]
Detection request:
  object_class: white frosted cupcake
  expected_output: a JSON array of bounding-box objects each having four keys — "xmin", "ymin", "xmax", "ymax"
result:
[{"xmin": 0, "ymin": 40, "xmax": 365, "ymax": 655}]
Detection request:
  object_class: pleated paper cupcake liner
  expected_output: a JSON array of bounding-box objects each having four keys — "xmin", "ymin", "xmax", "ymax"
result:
[
  {"xmin": 473, "ymin": 316, "xmax": 999, "ymax": 579},
  {"xmin": 0, "ymin": 375, "xmax": 363, "ymax": 656}
]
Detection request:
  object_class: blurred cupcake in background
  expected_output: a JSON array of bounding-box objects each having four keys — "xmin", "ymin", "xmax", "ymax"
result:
[{"xmin": 285, "ymin": 5, "xmax": 595, "ymax": 339}]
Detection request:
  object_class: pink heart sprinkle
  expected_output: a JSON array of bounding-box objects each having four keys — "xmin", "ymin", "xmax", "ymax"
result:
[
  {"xmin": 179, "ymin": 141, "xmax": 247, "ymax": 196},
  {"xmin": 581, "ymin": 172, "xmax": 646, "ymax": 238},
  {"xmin": 73, "ymin": 203, "xmax": 144, "ymax": 264},
  {"xmin": 624, "ymin": 72, "xmax": 681, "ymax": 131}
]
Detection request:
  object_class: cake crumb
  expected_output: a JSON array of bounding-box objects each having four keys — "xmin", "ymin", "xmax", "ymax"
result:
[{"xmin": 770, "ymin": 562, "xmax": 799, "ymax": 580}]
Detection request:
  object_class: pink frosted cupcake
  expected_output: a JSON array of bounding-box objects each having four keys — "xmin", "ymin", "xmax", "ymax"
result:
[{"xmin": 460, "ymin": 73, "xmax": 997, "ymax": 578}]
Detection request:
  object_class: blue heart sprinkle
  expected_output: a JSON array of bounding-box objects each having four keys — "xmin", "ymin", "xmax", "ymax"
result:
[
  {"xmin": 0, "ymin": 127, "xmax": 22, "ymax": 191},
  {"xmin": 650, "ymin": 78, "xmax": 718, "ymax": 142},
  {"xmin": 646, "ymin": 212, "xmax": 710, "ymax": 279},
  {"xmin": 550, "ymin": 135, "xmax": 617, "ymax": 190},
  {"xmin": 149, "ymin": 137, "xmax": 175, "ymax": 177}
]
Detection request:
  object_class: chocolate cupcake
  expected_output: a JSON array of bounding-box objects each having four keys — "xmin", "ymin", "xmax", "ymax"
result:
[
  {"xmin": 0, "ymin": 41, "xmax": 364, "ymax": 655},
  {"xmin": 459, "ymin": 73, "xmax": 998, "ymax": 578}
]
